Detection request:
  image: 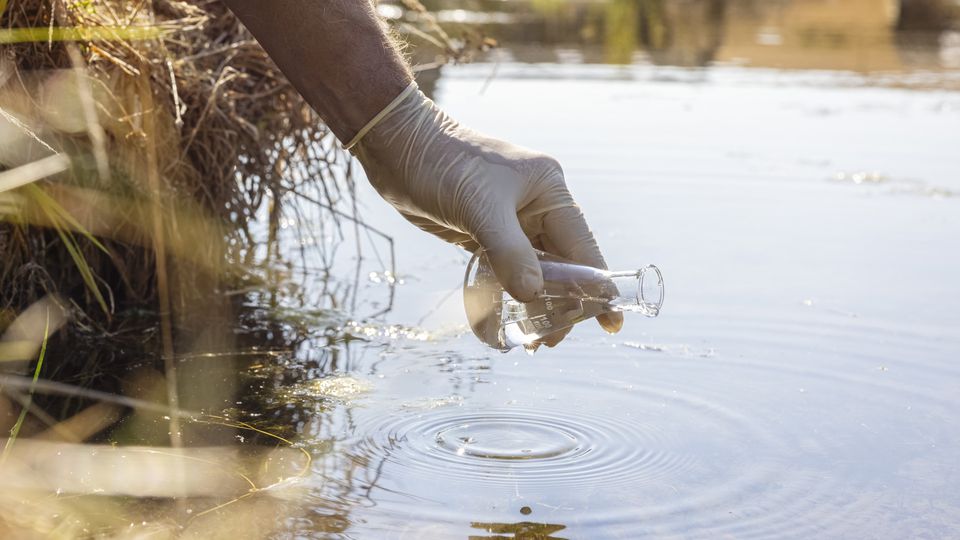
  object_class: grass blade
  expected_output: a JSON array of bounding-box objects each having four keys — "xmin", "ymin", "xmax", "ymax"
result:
[
  {"xmin": 0, "ymin": 154, "xmax": 71, "ymax": 194},
  {"xmin": 1, "ymin": 308, "xmax": 50, "ymax": 463},
  {"xmin": 0, "ymin": 25, "xmax": 165, "ymax": 45},
  {"xmin": 22, "ymin": 185, "xmax": 111, "ymax": 315},
  {"xmin": 24, "ymin": 184, "xmax": 109, "ymax": 254}
]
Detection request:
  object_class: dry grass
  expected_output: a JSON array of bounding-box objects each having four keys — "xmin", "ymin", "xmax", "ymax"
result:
[
  {"xmin": 0, "ymin": 0, "xmax": 352, "ymax": 318},
  {"xmin": 0, "ymin": 1, "xmax": 358, "ymax": 535},
  {"xmin": 0, "ymin": 0, "xmax": 492, "ymax": 535}
]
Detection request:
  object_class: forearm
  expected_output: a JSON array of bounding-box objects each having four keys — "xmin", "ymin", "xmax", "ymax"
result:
[{"xmin": 221, "ymin": 0, "xmax": 413, "ymax": 142}]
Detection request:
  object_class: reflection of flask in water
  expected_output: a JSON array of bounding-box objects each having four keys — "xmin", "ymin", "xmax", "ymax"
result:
[{"xmin": 463, "ymin": 250, "xmax": 664, "ymax": 352}]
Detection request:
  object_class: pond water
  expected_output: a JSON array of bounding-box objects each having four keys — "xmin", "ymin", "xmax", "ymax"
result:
[
  {"xmin": 2, "ymin": 2, "xmax": 960, "ymax": 538},
  {"xmin": 203, "ymin": 2, "xmax": 960, "ymax": 538},
  {"xmin": 253, "ymin": 59, "xmax": 960, "ymax": 538}
]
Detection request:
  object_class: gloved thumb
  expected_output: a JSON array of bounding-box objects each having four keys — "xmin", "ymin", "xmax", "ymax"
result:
[{"xmin": 474, "ymin": 209, "xmax": 543, "ymax": 303}]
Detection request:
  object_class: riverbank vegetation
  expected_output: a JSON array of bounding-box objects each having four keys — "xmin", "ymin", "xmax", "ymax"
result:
[{"xmin": 0, "ymin": 0, "xmax": 484, "ymax": 535}]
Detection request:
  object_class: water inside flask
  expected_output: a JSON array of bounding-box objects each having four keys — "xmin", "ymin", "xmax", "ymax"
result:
[{"xmin": 463, "ymin": 250, "xmax": 664, "ymax": 352}]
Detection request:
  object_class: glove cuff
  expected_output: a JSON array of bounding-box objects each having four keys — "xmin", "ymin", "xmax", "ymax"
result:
[{"xmin": 344, "ymin": 81, "xmax": 420, "ymax": 151}]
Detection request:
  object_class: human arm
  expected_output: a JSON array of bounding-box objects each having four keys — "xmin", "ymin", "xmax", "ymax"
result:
[
  {"xmin": 220, "ymin": 0, "xmax": 411, "ymax": 143},
  {"xmin": 220, "ymin": 0, "xmax": 622, "ymax": 340}
]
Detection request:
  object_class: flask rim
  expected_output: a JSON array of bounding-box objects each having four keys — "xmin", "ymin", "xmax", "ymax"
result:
[{"xmin": 637, "ymin": 265, "xmax": 665, "ymax": 315}]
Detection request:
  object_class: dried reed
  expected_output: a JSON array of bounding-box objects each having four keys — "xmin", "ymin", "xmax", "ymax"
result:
[{"xmin": 0, "ymin": 0, "xmax": 490, "ymax": 534}]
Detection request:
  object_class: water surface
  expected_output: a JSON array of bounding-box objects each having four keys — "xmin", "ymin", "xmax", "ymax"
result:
[
  {"xmin": 229, "ymin": 2, "xmax": 960, "ymax": 535},
  {"xmin": 251, "ymin": 60, "xmax": 960, "ymax": 539}
]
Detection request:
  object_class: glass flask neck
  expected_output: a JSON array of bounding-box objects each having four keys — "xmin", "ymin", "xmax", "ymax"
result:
[
  {"xmin": 603, "ymin": 265, "xmax": 664, "ymax": 317},
  {"xmin": 463, "ymin": 249, "xmax": 664, "ymax": 352}
]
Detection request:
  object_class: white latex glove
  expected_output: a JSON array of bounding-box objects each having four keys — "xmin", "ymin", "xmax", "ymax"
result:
[{"xmin": 349, "ymin": 83, "xmax": 622, "ymax": 340}]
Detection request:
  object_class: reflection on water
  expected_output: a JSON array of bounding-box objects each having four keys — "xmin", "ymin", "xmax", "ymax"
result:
[
  {"xmin": 470, "ymin": 520, "xmax": 568, "ymax": 540},
  {"xmin": 399, "ymin": 0, "xmax": 960, "ymax": 91},
  {"xmin": 604, "ymin": 0, "xmax": 726, "ymax": 65}
]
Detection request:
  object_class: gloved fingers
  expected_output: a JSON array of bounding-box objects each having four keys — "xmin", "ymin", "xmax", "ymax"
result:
[
  {"xmin": 536, "ymin": 233, "xmax": 559, "ymax": 259},
  {"xmin": 542, "ymin": 205, "xmax": 624, "ymax": 334},
  {"xmin": 596, "ymin": 312, "xmax": 624, "ymax": 334},
  {"xmin": 401, "ymin": 212, "xmax": 476, "ymax": 249},
  {"xmin": 473, "ymin": 208, "xmax": 544, "ymax": 303},
  {"xmin": 541, "ymin": 205, "xmax": 607, "ymax": 269},
  {"xmin": 537, "ymin": 326, "xmax": 572, "ymax": 348},
  {"xmin": 457, "ymin": 238, "xmax": 481, "ymax": 254}
]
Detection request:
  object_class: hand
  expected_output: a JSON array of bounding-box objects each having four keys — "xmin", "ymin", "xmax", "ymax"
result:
[{"xmin": 350, "ymin": 84, "xmax": 623, "ymax": 345}]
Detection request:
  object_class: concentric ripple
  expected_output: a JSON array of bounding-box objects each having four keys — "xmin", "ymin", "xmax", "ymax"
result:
[
  {"xmin": 301, "ymin": 313, "xmax": 960, "ymax": 539},
  {"xmin": 348, "ymin": 392, "xmax": 751, "ymax": 490},
  {"xmin": 434, "ymin": 416, "xmax": 579, "ymax": 460}
]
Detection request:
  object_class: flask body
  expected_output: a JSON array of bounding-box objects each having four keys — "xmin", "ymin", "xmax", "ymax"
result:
[{"xmin": 463, "ymin": 250, "xmax": 663, "ymax": 351}]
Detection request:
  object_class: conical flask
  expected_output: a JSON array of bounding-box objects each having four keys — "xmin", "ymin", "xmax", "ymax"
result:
[{"xmin": 463, "ymin": 250, "xmax": 664, "ymax": 351}]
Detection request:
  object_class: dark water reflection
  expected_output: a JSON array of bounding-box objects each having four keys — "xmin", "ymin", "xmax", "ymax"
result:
[
  {"xmin": 469, "ymin": 520, "xmax": 568, "ymax": 540},
  {"xmin": 401, "ymin": 0, "xmax": 960, "ymax": 97}
]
